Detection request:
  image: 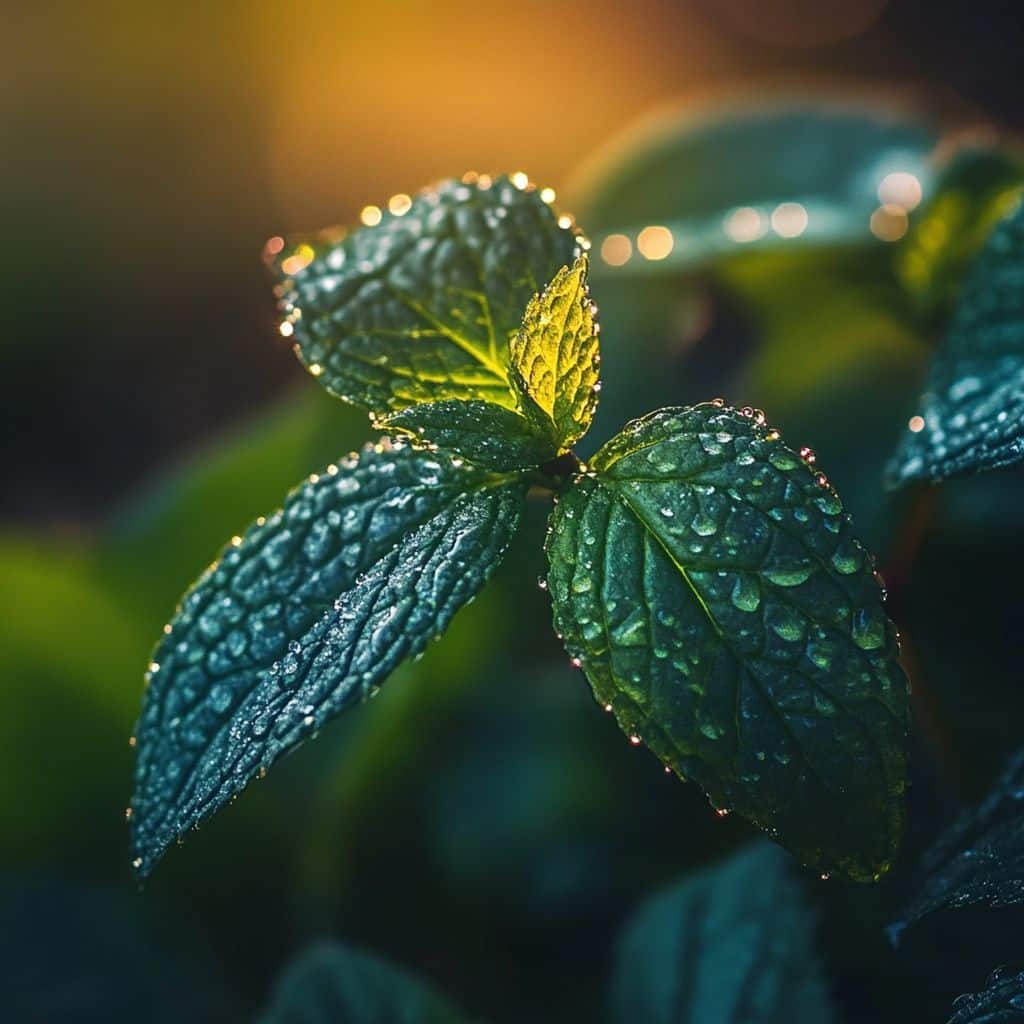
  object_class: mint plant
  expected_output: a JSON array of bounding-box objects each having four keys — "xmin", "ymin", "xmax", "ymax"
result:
[{"xmin": 129, "ymin": 174, "xmax": 909, "ymax": 883}]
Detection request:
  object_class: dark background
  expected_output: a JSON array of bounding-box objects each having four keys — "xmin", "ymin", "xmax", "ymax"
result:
[{"xmin": 3, "ymin": 3, "xmax": 1024, "ymax": 1022}]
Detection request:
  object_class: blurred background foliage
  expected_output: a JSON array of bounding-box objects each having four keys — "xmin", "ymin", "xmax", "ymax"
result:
[{"xmin": 4, "ymin": 2, "xmax": 1024, "ymax": 1021}]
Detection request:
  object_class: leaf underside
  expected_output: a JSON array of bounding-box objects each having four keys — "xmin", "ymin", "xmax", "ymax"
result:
[
  {"xmin": 272, "ymin": 175, "xmax": 580, "ymax": 417},
  {"xmin": 546, "ymin": 403, "xmax": 908, "ymax": 881},
  {"xmin": 612, "ymin": 842, "xmax": 833, "ymax": 1024},
  {"xmin": 888, "ymin": 199, "xmax": 1024, "ymax": 487},
  {"xmin": 893, "ymin": 747, "xmax": 1024, "ymax": 939},
  {"xmin": 130, "ymin": 442, "xmax": 524, "ymax": 877},
  {"xmin": 946, "ymin": 965, "xmax": 1024, "ymax": 1024},
  {"xmin": 259, "ymin": 943, "xmax": 466, "ymax": 1024},
  {"xmin": 510, "ymin": 254, "xmax": 601, "ymax": 451}
]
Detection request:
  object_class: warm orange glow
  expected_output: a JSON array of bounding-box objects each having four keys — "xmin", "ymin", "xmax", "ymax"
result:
[
  {"xmin": 870, "ymin": 203, "xmax": 909, "ymax": 242},
  {"xmin": 637, "ymin": 225, "xmax": 674, "ymax": 260},
  {"xmin": 280, "ymin": 243, "xmax": 315, "ymax": 277},
  {"xmin": 600, "ymin": 233, "xmax": 633, "ymax": 266},
  {"xmin": 908, "ymin": 415, "xmax": 925, "ymax": 433},
  {"xmin": 388, "ymin": 193, "xmax": 412, "ymax": 216}
]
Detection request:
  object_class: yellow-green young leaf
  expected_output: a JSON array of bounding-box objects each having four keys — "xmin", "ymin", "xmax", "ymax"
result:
[
  {"xmin": 260, "ymin": 943, "xmax": 468, "ymax": 1024},
  {"xmin": 544, "ymin": 403, "xmax": 909, "ymax": 882},
  {"xmin": 130, "ymin": 442, "xmax": 525, "ymax": 878},
  {"xmin": 270, "ymin": 175, "xmax": 580, "ymax": 418},
  {"xmin": 510, "ymin": 254, "xmax": 601, "ymax": 450},
  {"xmin": 376, "ymin": 399, "xmax": 556, "ymax": 472}
]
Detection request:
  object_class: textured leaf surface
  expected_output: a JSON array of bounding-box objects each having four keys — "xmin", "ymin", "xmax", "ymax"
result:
[
  {"xmin": 377, "ymin": 399, "xmax": 554, "ymax": 471},
  {"xmin": 272, "ymin": 175, "xmax": 579, "ymax": 416},
  {"xmin": 893, "ymin": 748, "xmax": 1024, "ymax": 938},
  {"xmin": 510, "ymin": 254, "xmax": 601, "ymax": 450},
  {"xmin": 946, "ymin": 966, "xmax": 1024, "ymax": 1024},
  {"xmin": 888, "ymin": 200, "xmax": 1024, "ymax": 486},
  {"xmin": 545, "ymin": 403, "xmax": 908, "ymax": 880},
  {"xmin": 612, "ymin": 843, "xmax": 832, "ymax": 1024},
  {"xmin": 130, "ymin": 442, "xmax": 524, "ymax": 877},
  {"xmin": 259, "ymin": 943, "xmax": 466, "ymax": 1024}
]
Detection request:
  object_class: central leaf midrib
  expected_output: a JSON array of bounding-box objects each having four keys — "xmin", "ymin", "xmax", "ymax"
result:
[{"xmin": 606, "ymin": 480, "xmax": 724, "ymax": 638}]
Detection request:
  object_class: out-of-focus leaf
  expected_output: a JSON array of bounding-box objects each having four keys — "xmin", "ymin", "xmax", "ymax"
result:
[
  {"xmin": 573, "ymin": 98, "xmax": 937, "ymax": 274},
  {"xmin": 1, "ymin": 881, "xmax": 230, "ymax": 1024},
  {"xmin": 510, "ymin": 254, "xmax": 601, "ymax": 451},
  {"xmin": 611, "ymin": 842, "xmax": 833, "ymax": 1024},
  {"xmin": 725, "ymin": 247, "xmax": 927, "ymax": 549},
  {"xmin": 946, "ymin": 965, "xmax": 1024, "ymax": 1024},
  {"xmin": 271, "ymin": 175, "xmax": 579, "ymax": 417},
  {"xmin": 259, "ymin": 943, "xmax": 467, "ymax": 1024},
  {"xmin": 0, "ymin": 535, "xmax": 143, "ymax": 866},
  {"xmin": 898, "ymin": 145, "xmax": 1024, "ymax": 328},
  {"xmin": 545, "ymin": 404, "xmax": 908, "ymax": 881},
  {"xmin": 102, "ymin": 388, "xmax": 366, "ymax": 625},
  {"xmin": 892, "ymin": 748, "xmax": 1024, "ymax": 940},
  {"xmin": 377, "ymin": 400, "xmax": 554, "ymax": 471},
  {"xmin": 130, "ymin": 442, "xmax": 525, "ymax": 877},
  {"xmin": 888, "ymin": 200, "xmax": 1024, "ymax": 487}
]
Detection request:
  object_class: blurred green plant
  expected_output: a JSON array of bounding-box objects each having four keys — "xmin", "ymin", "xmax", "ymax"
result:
[{"xmin": 6, "ymin": 95, "xmax": 1024, "ymax": 1024}]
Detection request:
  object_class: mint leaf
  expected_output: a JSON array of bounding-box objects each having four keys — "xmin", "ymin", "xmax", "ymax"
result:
[
  {"xmin": 259, "ymin": 943, "xmax": 467, "ymax": 1024},
  {"xmin": 545, "ymin": 403, "xmax": 908, "ymax": 881},
  {"xmin": 510, "ymin": 254, "xmax": 601, "ymax": 451},
  {"xmin": 892, "ymin": 747, "xmax": 1024, "ymax": 940},
  {"xmin": 271, "ymin": 175, "xmax": 579, "ymax": 417},
  {"xmin": 377, "ymin": 400, "xmax": 554, "ymax": 472},
  {"xmin": 888, "ymin": 199, "xmax": 1024, "ymax": 487},
  {"xmin": 946, "ymin": 966, "xmax": 1024, "ymax": 1024},
  {"xmin": 612, "ymin": 843, "xmax": 833, "ymax": 1024},
  {"xmin": 130, "ymin": 442, "xmax": 525, "ymax": 877}
]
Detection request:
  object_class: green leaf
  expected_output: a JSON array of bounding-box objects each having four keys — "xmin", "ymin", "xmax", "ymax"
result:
[
  {"xmin": 892, "ymin": 747, "xmax": 1024, "ymax": 940},
  {"xmin": 259, "ymin": 943, "xmax": 467, "ymax": 1024},
  {"xmin": 888, "ymin": 199, "xmax": 1024, "ymax": 487},
  {"xmin": 130, "ymin": 442, "xmax": 525, "ymax": 877},
  {"xmin": 509, "ymin": 254, "xmax": 601, "ymax": 450},
  {"xmin": 946, "ymin": 966, "xmax": 1024, "ymax": 1024},
  {"xmin": 612, "ymin": 842, "xmax": 833, "ymax": 1024},
  {"xmin": 376, "ymin": 400, "xmax": 555, "ymax": 472},
  {"xmin": 897, "ymin": 145, "xmax": 1024, "ymax": 328},
  {"xmin": 574, "ymin": 98, "xmax": 937, "ymax": 274},
  {"xmin": 545, "ymin": 403, "xmax": 908, "ymax": 881},
  {"xmin": 271, "ymin": 175, "xmax": 580, "ymax": 417}
]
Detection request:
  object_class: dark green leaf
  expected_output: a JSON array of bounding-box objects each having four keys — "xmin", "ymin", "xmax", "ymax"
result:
[
  {"xmin": 130, "ymin": 442, "xmax": 525, "ymax": 877},
  {"xmin": 271, "ymin": 175, "xmax": 580, "ymax": 417},
  {"xmin": 376, "ymin": 400, "xmax": 554, "ymax": 472},
  {"xmin": 946, "ymin": 965, "xmax": 1024, "ymax": 1023},
  {"xmin": 545, "ymin": 403, "xmax": 908, "ymax": 881},
  {"xmin": 509, "ymin": 254, "xmax": 601, "ymax": 451},
  {"xmin": 612, "ymin": 842, "xmax": 833, "ymax": 1024},
  {"xmin": 575, "ymin": 99, "xmax": 937, "ymax": 274},
  {"xmin": 892, "ymin": 748, "xmax": 1024, "ymax": 939},
  {"xmin": 259, "ymin": 943, "xmax": 467, "ymax": 1024},
  {"xmin": 888, "ymin": 200, "xmax": 1024, "ymax": 486}
]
